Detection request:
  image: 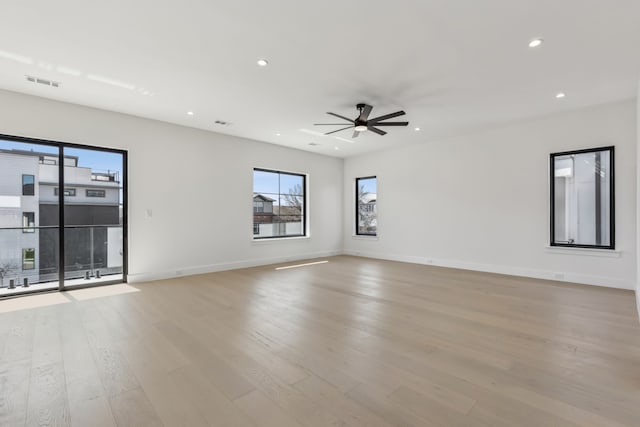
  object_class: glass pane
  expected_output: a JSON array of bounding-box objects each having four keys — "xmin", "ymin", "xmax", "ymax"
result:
[
  {"xmin": 553, "ymin": 149, "xmax": 612, "ymax": 246},
  {"xmin": 0, "ymin": 138, "xmax": 60, "ymax": 296},
  {"xmin": 22, "ymin": 175, "xmax": 35, "ymax": 195},
  {"xmin": 63, "ymin": 147, "xmax": 124, "ymax": 286},
  {"xmin": 357, "ymin": 177, "xmax": 377, "ymax": 235},
  {"xmin": 280, "ymin": 173, "xmax": 304, "ymax": 195},
  {"xmin": 253, "ymin": 170, "xmax": 279, "ymax": 194}
]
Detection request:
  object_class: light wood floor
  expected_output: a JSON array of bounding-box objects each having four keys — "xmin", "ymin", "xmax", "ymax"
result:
[{"xmin": 1, "ymin": 255, "xmax": 639, "ymax": 427}]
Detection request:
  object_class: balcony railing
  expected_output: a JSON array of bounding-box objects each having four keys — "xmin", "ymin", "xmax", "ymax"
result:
[
  {"xmin": 91, "ymin": 170, "xmax": 120, "ymax": 183},
  {"xmin": 0, "ymin": 225, "xmax": 123, "ymax": 295}
]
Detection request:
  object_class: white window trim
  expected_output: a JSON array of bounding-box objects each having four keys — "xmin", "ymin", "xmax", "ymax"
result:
[{"xmin": 545, "ymin": 246, "xmax": 621, "ymax": 258}]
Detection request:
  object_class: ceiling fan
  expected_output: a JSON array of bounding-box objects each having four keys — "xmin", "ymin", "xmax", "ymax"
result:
[{"xmin": 314, "ymin": 103, "xmax": 408, "ymax": 138}]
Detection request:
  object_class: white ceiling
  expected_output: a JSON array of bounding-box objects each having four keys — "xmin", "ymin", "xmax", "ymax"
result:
[{"xmin": 1, "ymin": 0, "xmax": 639, "ymax": 157}]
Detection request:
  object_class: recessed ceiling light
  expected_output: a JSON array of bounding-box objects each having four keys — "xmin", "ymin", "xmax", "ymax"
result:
[
  {"xmin": 354, "ymin": 125, "xmax": 368, "ymax": 132},
  {"xmin": 414, "ymin": 127, "xmax": 421, "ymax": 131},
  {"xmin": 555, "ymin": 92, "xmax": 566, "ymax": 99},
  {"xmin": 257, "ymin": 59, "xmax": 269, "ymax": 67},
  {"xmin": 334, "ymin": 146, "xmax": 340, "ymax": 150},
  {"xmin": 187, "ymin": 111, "xmax": 194, "ymax": 116},
  {"xmin": 528, "ymin": 38, "xmax": 543, "ymax": 48},
  {"xmin": 275, "ymin": 133, "xmax": 281, "ymax": 136}
]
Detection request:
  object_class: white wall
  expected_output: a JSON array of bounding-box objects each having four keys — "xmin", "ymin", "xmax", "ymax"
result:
[
  {"xmin": 344, "ymin": 100, "xmax": 637, "ymax": 290},
  {"xmin": 0, "ymin": 89, "xmax": 343, "ymax": 282}
]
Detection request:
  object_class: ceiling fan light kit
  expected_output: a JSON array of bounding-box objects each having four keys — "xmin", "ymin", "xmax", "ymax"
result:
[{"xmin": 314, "ymin": 103, "xmax": 409, "ymax": 138}]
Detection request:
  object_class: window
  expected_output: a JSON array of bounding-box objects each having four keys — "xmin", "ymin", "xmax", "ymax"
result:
[
  {"xmin": 550, "ymin": 146, "xmax": 614, "ymax": 249},
  {"xmin": 22, "ymin": 248, "xmax": 35, "ymax": 270},
  {"xmin": 22, "ymin": 174, "xmax": 35, "ymax": 196},
  {"xmin": 22, "ymin": 212, "xmax": 35, "ymax": 233},
  {"xmin": 86, "ymin": 189, "xmax": 106, "ymax": 197},
  {"xmin": 356, "ymin": 176, "xmax": 377, "ymax": 236},
  {"xmin": 253, "ymin": 168, "xmax": 305, "ymax": 239},
  {"xmin": 54, "ymin": 187, "xmax": 76, "ymax": 196}
]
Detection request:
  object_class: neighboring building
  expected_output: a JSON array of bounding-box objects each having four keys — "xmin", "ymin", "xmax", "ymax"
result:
[
  {"xmin": 358, "ymin": 192, "xmax": 377, "ymax": 234},
  {"xmin": 252, "ymin": 193, "xmax": 303, "ymax": 237},
  {"xmin": 0, "ymin": 151, "xmax": 40, "ymax": 285},
  {"xmin": 253, "ymin": 194, "xmax": 275, "ymax": 234},
  {"xmin": 0, "ymin": 149, "xmax": 122, "ymax": 286}
]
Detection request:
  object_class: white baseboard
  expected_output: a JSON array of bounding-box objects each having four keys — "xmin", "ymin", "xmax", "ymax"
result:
[
  {"xmin": 126, "ymin": 250, "xmax": 343, "ymax": 283},
  {"xmin": 127, "ymin": 247, "xmax": 636, "ymax": 292},
  {"xmin": 343, "ymin": 250, "xmax": 635, "ymax": 290}
]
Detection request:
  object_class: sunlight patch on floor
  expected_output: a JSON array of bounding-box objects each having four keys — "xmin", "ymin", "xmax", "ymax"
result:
[
  {"xmin": 65, "ymin": 284, "xmax": 140, "ymax": 301},
  {"xmin": 0, "ymin": 292, "xmax": 71, "ymax": 313},
  {"xmin": 275, "ymin": 260, "xmax": 329, "ymax": 270}
]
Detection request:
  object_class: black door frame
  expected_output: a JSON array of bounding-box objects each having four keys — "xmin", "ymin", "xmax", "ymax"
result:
[{"xmin": 0, "ymin": 133, "xmax": 128, "ymax": 297}]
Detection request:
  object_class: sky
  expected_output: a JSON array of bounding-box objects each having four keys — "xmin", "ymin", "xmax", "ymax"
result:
[
  {"xmin": 358, "ymin": 177, "xmax": 377, "ymax": 194},
  {"xmin": 0, "ymin": 139, "xmax": 123, "ymax": 174},
  {"xmin": 254, "ymin": 170, "xmax": 304, "ymax": 196}
]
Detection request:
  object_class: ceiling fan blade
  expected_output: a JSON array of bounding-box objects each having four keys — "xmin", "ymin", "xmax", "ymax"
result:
[
  {"xmin": 372, "ymin": 121, "xmax": 409, "ymax": 126},
  {"xmin": 358, "ymin": 104, "xmax": 373, "ymax": 121},
  {"xmin": 324, "ymin": 125, "xmax": 354, "ymax": 135},
  {"xmin": 367, "ymin": 126, "xmax": 387, "ymax": 136},
  {"xmin": 314, "ymin": 123, "xmax": 354, "ymax": 125},
  {"xmin": 369, "ymin": 110, "xmax": 406, "ymax": 123},
  {"xmin": 352, "ymin": 130, "xmax": 359, "ymax": 138},
  {"xmin": 327, "ymin": 112, "xmax": 354, "ymax": 123}
]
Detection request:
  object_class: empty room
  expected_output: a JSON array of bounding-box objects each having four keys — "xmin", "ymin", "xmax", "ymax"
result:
[{"xmin": 1, "ymin": 1, "xmax": 639, "ymax": 426}]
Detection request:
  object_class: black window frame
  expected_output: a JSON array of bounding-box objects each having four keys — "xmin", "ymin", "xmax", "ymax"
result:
[
  {"xmin": 22, "ymin": 248, "xmax": 35, "ymax": 270},
  {"xmin": 22, "ymin": 212, "xmax": 35, "ymax": 233},
  {"xmin": 54, "ymin": 187, "xmax": 77, "ymax": 196},
  {"xmin": 252, "ymin": 168, "xmax": 306, "ymax": 239},
  {"xmin": 22, "ymin": 174, "xmax": 35, "ymax": 196},
  {"xmin": 356, "ymin": 176, "xmax": 377, "ymax": 236},
  {"xmin": 550, "ymin": 146, "xmax": 615, "ymax": 250},
  {"xmin": 86, "ymin": 189, "xmax": 106, "ymax": 197}
]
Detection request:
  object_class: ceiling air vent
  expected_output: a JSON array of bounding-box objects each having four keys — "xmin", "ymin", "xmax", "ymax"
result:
[
  {"xmin": 214, "ymin": 120, "xmax": 231, "ymax": 126},
  {"xmin": 25, "ymin": 75, "xmax": 61, "ymax": 88}
]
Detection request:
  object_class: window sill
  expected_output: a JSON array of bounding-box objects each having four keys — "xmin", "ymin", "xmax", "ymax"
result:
[
  {"xmin": 352, "ymin": 235, "xmax": 379, "ymax": 241},
  {"xmin": 252, "ymin": 236, "xmax": 310, "ymax": 244},
  {"xmin": 545, "ymin": 246, "xmax": 621, "ymax": 258}
]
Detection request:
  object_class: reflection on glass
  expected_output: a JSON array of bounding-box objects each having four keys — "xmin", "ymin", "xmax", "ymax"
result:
[{"xmin": 552, "ymin": 148, "xmax": 612, "ymax": 247}]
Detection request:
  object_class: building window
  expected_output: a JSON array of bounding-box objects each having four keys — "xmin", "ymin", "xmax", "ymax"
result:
[
  {"xmin": 550, "ymin": 146, "xmax": 614, "ymax": 249},
  {"xmin": 253, "ymin": 168, "xmax": 306, "ymax": 239},
  {"xmin": 22, "ymin": 248, "xmax": 35, "ymax": 270},
  {"xmin": 86, "ymin": 189, "xmax": 106, "ymax": 197},
  {"xmin": 54, "ymin": 187, "xmax": 76, "ymax": 196},
  {"xmin": 22, "ymin": 212, "xmax": 35, "ymax": 233},
  {"xmin": 22, "ymin": 174, "xmax": 35, "ymax": 196},
  {"xmin": 356, "ymin": 176, "xmax": 377, "ymax": 236}
]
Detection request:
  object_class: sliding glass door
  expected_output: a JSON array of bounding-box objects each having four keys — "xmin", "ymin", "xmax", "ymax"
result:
[
  {"xmin": 62, "ymin": 146, "xmax": 125, "ymax": 289},
  {"xmin": 0, "ymin": 134, "xmax": 127, "ymax": 297}
]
